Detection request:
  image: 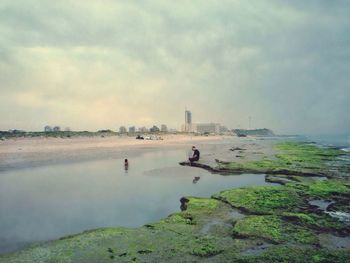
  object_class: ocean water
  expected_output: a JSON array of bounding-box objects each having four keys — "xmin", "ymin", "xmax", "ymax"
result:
[
  {"xmin": 305, "ymin": 134, "xmax": 350, "ymax": 149},
  {"xmin": 304, "ymin": 134, "xmax": 350, "ymax": 153},
  {"xmin": 0, "ymin": 145, "xmax": 270, "ymax": 254}
]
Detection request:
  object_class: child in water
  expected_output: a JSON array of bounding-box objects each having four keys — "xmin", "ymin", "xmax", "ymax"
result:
[{"xmin": 124, "ymin": 159, "xmax": 129, "ymax": 170}]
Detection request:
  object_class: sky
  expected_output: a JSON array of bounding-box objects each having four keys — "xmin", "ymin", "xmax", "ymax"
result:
[{"xmin": 0, "ymin": 0, "xmax": 349, "ymax": 134}]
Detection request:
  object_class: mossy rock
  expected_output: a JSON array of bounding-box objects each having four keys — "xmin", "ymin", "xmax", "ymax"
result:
[
  {"xmin": 189, "ymin": 236, "xmax": 223, "ymax": 257},
  {"xmin": 186, "ymin": 197, "xmax": 221, "ymax": 211},
  {"xmin": 328, "ymin": 201, "xmax": 350, "ymax": 213},
  {"xmin": 162, "ymin": 213, "xmax": 194, "ymax": 225},
  {"xmin": 281, "ymin": 212, "xmax": 348, "ymax": 234},
  {"xmin": 221, "ymin": 141, "xmax": 345, "ymax": 177},
  {"xmin": 306, "ymin": 180, "xmax": 350, "ymax": 199},
  {"xmin": 238, "ymin": 245, "xmax": 350, "ymax": 263},
  {"xmin": 213, "ymin": 186, "xmax": 303, "ymax": 214},
  {"xmin": 233, "ymin": 215, "xmax": 318, "ymax": 244}
]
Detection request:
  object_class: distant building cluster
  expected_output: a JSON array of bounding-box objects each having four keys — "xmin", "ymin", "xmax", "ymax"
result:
[
  {"xmin": 118, "ymin": 124, "xmax": 170, "ymax": 134},
  {"xmin": 182, "ymin": 110, "xmax": 229, "ymax": 134},
  {"xmin": 40, "ymin": 109, "xmax": 230, "ymax": 135},
  {"xmin": 44, "ymin": 126, "xmax": 65, "ymax": 132}
]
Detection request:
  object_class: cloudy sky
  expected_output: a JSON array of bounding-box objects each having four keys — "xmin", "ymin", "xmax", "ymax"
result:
[{"xmin": 0, "ymin": 0, "xmax": 349, "ymax": 134}]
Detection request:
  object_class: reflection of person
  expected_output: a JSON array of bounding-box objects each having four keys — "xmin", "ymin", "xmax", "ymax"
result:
[
  {"xmin": 124, "ymin": 159, "xmax": 129, "ymax": 171},
  {"xmin": 189, "ymin": 146, "xmax": 200, "ymax": 164},
  {"xmin": 192, "ymin": 176, "xmax": 200, "ymax": 184}
]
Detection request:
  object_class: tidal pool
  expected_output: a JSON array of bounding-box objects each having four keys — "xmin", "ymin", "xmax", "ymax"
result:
[{"xmin": 0, "ymin": 147, "xmax": 270, "ymax": 253}]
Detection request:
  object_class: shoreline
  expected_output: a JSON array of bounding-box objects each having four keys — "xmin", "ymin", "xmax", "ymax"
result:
[
  {"xmin": 1, "ymin": 139, "xmax": 349, "ymax": 262},
  {"xmin": 0, "ymin": 134, "xmax": 231, "ymax": 172}
]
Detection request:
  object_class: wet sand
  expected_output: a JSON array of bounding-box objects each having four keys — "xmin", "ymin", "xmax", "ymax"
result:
[{"xmin": 0, "ymin": 135, "xmax": 238, "ymax": 171}]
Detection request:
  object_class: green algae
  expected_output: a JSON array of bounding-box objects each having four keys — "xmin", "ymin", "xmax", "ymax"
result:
[
  {"xmin": 213, "ymin": 186, "xmax": 303, "ymax": 214},
  {"xmin": 221, "ymin": 141, "xmax": 346, "ymax": 176},
  {"xmin": 281, "ymin": 212, "xmax": 348, "ymax": 234},
  {"xmin": 238, "ymin": 245, "xmax": 350, "ymax": 263},
  {"xmin": 162, "ymin": 213, "xmax": 194, "ymax": 225},
  {"xmin": 190, "ymin": 236, "xmax": 223, "ymax": 257},
  {"xmin": 306, "ymin": 179, "xmax": 350, "ymax": 198},
  {"xmin": 233, "ymin": 215, "xmax": 318, "ymax": 244},
  {"xmin": 186, "ymin": 197, "xmax": 220, "ymax": 211}
]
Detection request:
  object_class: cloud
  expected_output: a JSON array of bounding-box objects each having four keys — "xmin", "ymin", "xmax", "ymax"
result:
[{"xmin": 0, "ymin": 0, "xmax": 349, "ymax": 133}]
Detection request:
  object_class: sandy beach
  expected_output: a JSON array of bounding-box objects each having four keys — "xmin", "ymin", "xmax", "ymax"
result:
[{"xmin": 0, "ymin": 134, "xmax": 234, "ymax": 171}]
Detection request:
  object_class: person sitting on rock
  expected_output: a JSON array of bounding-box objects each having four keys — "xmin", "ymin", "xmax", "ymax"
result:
[{"xmin": 189, "ymin": 146, "xmax": 200, "ymax": 164}]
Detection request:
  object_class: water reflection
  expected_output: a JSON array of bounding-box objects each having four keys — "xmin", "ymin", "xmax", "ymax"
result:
[
  {"xmin": 0, "ymin": 148, "xmax": 270, "ymax": 254},
  {"xmin": 192, "ymin": 176, "xmax": 200, "ymax": 184}
]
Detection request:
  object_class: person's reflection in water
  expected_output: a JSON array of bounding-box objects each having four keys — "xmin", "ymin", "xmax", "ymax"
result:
[
  {"xmin": 192, "ymin": 176, "xmax": 200, "ymax": 184},
  {"xmin": 124, "ymin": 159, "xmax": 129, "ymax": 172}
]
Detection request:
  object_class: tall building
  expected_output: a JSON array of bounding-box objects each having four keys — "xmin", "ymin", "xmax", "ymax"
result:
[
  {"xmin": 119, "ymin": 126, "xmax": 127, "ymax": 133},
  {"xmin": 53, "ymin": 126, "xmax": 61, "ymax": 132},
  {"xmin": 44, "ymin": 125, "xmax": 52, "ymax": 132},
  {"xmin": 128, "ymin": 126, "xmax": 136, "ymax": 133},
  {"xmin": 139, "ymin": 127, "xmax": 148, "ymax": 133},
  {"xmin": 185, "ymin": 110, "xmax": 192, "ymax": 132},
  {"xmin": 161, "ymin": 124, "xmax": 167, "ymax": 132},
  {"xmin": 150, "ymin": 125, "xmax": 160, "ymax": 133}
]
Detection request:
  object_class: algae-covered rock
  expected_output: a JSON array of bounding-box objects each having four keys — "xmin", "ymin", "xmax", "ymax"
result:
[
  {"xmin": 281, "ymin": 212, "xmax": 348, "ymax": 234},
  {"xmin": 189, "ymin": 236, "xmax": 223, "ymax": 257},
  {"xmin": 306, "ymin": 179, "xmax": 350, "ymax": 199},
  {"xmin": 213, "ymin": 186, "xmax": 303, "ymax": 214},
  {"xmin": 220, "ymin": 141, "xmax": 346, "ymax": 177},
  {"xmin": 233, "ymin": 215, "xmax": 318, "ymax": 244},
  {"xmin": 238, "ymin": 245, "xmax": 350, "ymax": 263}
]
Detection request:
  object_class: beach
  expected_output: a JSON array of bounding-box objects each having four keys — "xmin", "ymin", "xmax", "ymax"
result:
[{"xmin": 0, "ymin": 134, "xmax": 232, "ymax": 171}]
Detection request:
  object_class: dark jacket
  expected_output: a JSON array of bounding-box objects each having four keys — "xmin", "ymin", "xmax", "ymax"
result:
[{"xmin": 192, "ymin": 149, "xmax": 200, "ymax": 159}]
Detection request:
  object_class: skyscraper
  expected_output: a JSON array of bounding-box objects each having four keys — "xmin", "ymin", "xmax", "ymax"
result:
[
  {"xmin": 161, "ymin": 124, "xmax": 168, "ymax": 132},
  {"xmin": 185, "ymin": 110, "xmax": 192, "ymax": 132}
]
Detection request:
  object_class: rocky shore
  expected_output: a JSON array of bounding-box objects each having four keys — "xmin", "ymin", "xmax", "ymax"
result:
[{"xmin": 1, "ymin": 140, "xmax": 349, "ymax": 262}]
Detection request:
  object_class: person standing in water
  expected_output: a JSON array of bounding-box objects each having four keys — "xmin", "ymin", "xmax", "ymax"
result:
[
  {"xmin": 189, "ymin": 146, "xmax": 200, "ymax": 164},
  {"xmin": 124, "ymin": 159, "xmax": 129, "ymax": 171}
]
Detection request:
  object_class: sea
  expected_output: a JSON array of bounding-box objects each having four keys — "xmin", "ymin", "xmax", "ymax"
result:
[{"xmin": 304, "ymin": 134, "xmax": 350, "ymax": 152}]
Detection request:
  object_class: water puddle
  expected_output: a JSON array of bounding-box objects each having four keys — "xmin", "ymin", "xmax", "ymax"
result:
[
  {"xmin": 309, "ymin": 200, "xmax": 350, "ymax": 223},
  {"xmin": 199, "ymin": 219, "xmax": 232, "ymax": 235},
  {"xmin": 319, "ymin": 234, "xmax": 350, "ymax": 249},
  {"xmin": 325, "ymin": 211, "xmax": 350, "ymax": 223},
  {"xmin": 199, "ymin": 209, "xmax": 244, "ymax": 235},
  {"xmin": 229, "ymin": 210, "xmax": 245, "ymax": 220},
  {"xmin": 309, "ymin": 200, "xmax": 334, "ymax": 211}
]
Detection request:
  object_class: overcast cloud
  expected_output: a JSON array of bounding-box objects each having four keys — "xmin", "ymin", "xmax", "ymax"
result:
[{"xmin": 0, "ymin": 0, "xmax": 349, "ymax": 134}]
